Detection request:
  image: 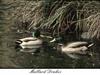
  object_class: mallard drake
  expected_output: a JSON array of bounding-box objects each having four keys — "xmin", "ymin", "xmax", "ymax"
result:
[
  {"xmin": 15, "ymin": 29, "xmax": 43, "ymax": 49},
  {"xmin": 50, "ymin": 37, "xmax": 94, "ymax": 59},
  {"xmin": 56, "ymin": 41, "xmax": 94, "ymax": 59}
]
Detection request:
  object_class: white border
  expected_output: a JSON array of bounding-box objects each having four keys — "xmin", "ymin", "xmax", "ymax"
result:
[{"xmin": 0, "ymin": 69, "xmax": 100, "ymax": 75}]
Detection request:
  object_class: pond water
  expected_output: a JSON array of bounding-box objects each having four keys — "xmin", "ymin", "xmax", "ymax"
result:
[
  {"xmin": 0, "ymin": 1, "xmax": 100, "ymax": 68},
  {"xmin": 1, "ymin": 26, "xmax": 100, "ymax": 68}
]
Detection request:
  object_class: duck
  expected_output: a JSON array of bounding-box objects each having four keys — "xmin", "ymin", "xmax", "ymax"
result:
[
  {"xmin": 57, "ymin": 41, "xmax": 94, "ymax": 59},
  {"xmin": 15, "ymin": 29, "xmax": 43, "ymax": 49},
  {"xmin": 56, "ymin": 41, "xmax": 94, "ymax": 59}
]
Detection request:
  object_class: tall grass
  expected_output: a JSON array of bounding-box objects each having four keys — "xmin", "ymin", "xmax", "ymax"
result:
[{"xmin": 9, "ymin": 0, "xmax": 100, "ymax": 40}]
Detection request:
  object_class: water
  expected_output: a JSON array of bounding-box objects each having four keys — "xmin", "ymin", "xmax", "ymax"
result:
[
  {"xmin": 0, "ymin": 28, "xmax": 100, "ymax": 68},
  {"xmin": 0, "ymin": 1, "xmax": 100, "ymax": 68}
]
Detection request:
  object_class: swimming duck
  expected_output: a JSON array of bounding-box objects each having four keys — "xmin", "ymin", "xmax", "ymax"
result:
[
  {"xmin": 56, "ymin": 41, "xmax": 94, "ymax": 59},
  {"xmin": 15, "ymin": 29, "xmax": 43, "ymax": 49},
  {"xmin": 50, "ymin": 37, "xmax": 94, "ymax": 59}
]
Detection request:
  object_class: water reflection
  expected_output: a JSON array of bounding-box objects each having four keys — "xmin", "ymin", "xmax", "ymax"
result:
[{"xmin": 15, "ymin": 45, "xmax": 42, "ymax": 54}]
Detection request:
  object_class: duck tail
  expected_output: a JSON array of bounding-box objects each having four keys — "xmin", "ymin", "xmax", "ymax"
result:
[
  {"xmin": 88, "ymin": 43, "xmax": 94, "ymax": 48},
  {"xmin": 15, "ymin": 40, "xmax": 22, "ymax": 44}
]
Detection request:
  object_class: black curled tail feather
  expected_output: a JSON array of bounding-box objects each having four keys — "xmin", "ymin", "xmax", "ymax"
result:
[
  {"xmin": 15, "ymin": 40, "xmax": 22, "ymax": 49},
  {"xmin": 15, "ymin": 40, "xmax": 22, "ymax": 44}
]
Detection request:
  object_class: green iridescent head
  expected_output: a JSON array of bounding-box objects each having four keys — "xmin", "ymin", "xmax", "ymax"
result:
[{"xmin": 32, "ymin": 29, "xmax": 40, "ymax": 38}]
